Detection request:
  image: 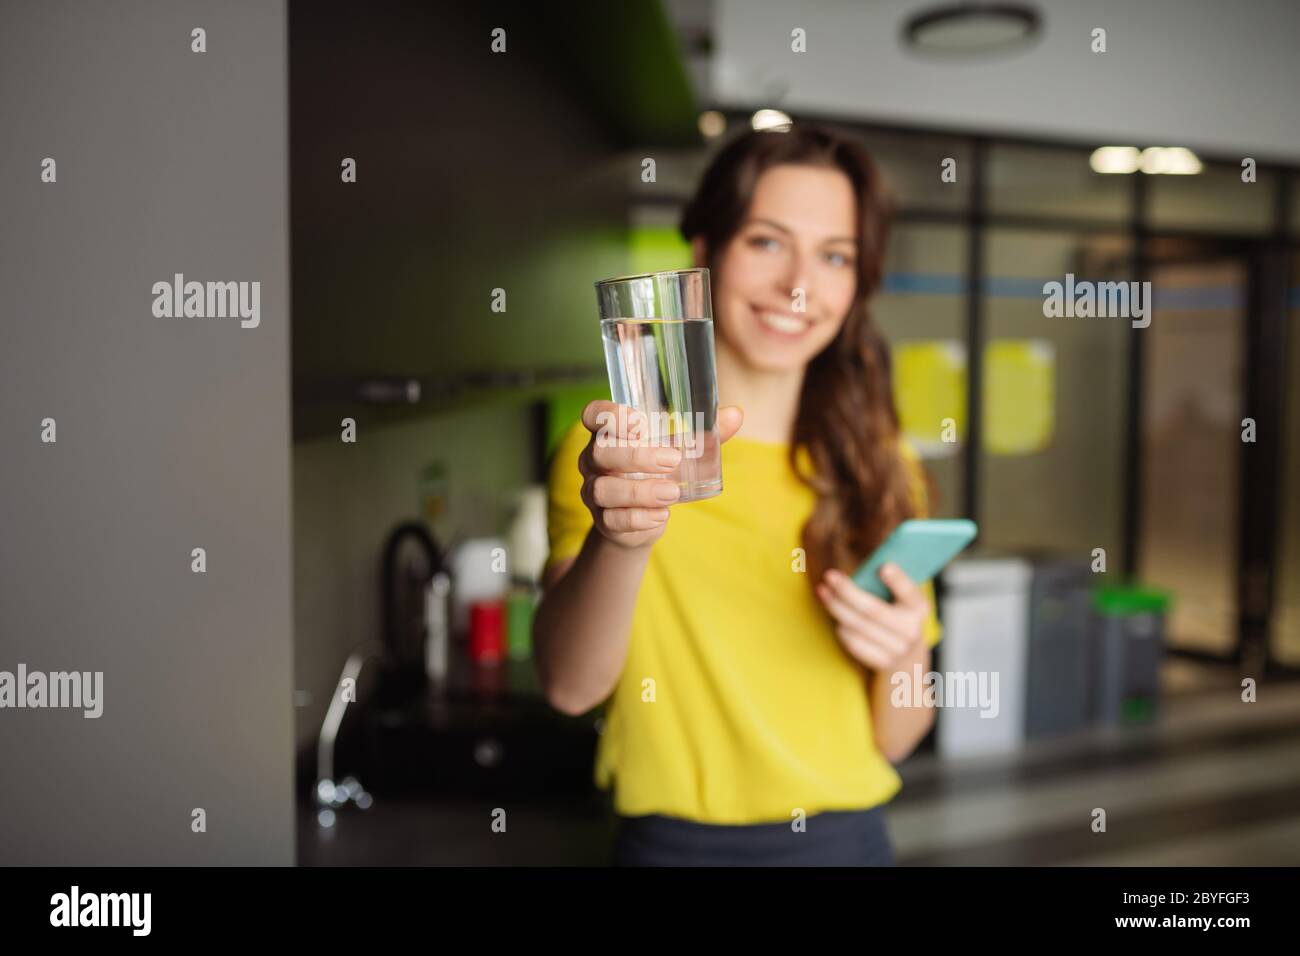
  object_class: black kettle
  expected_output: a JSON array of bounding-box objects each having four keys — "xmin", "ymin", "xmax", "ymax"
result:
[{"xmin": 379, "ymin": 521, "xmax": 442, "ymax": 698}]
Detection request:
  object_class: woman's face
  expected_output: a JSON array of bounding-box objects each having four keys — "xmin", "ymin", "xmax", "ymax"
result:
[{"xmin": 702, "ymin": 163, "xmax": 860, "ymax": 373}]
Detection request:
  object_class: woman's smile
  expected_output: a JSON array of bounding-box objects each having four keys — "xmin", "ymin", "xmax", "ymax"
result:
[{"xmin": 752, "ymin": 304, "xmax": 815, "ymax": 338}]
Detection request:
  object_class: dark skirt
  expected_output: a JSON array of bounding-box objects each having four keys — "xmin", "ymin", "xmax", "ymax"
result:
[{"xmin": 613, "ymin": 806, "xmax": 896, "ymax": 867}]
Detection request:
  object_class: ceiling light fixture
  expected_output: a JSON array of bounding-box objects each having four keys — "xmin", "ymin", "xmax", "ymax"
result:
[
  {"xmin": 1139, "ymin": 146, "xmax": 1202, "ymax": 175},
  {"xmin": 1090, "ymin": 145, "xmax": 1203, "ymax": 175},
  {"xmin": 1089, "ymin": 146, "xmax": 1141, "ymax": 175},
  {"xmin": 698, "ymin": 111, "xmax": 727, "ymax": 138},
  {"xmin": 751, "ymin": 109, "xmax": 792, "ymax": 131},
  {"xmin": 902, "ymin": 3, "xmax": 1041, "ymax": 57}
]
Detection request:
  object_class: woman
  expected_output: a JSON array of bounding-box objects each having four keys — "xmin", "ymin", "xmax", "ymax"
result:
[{"xmin": 532, "ymin": 124, "xmax": 942, "ymax": 866}]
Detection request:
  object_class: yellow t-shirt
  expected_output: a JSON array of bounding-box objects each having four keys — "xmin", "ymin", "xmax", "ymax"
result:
[{"xmin": 543, "ymin": 421, "xmax": 943, "ymax": 825}]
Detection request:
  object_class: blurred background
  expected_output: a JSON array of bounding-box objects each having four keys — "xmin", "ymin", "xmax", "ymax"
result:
[
  {"xmin": 3, "ymin": 0, "xmax": 1299, "ymax": 866},
  {"xmin": 290, "ymin": 0, "xmax": 1300, "ymax": 865}
]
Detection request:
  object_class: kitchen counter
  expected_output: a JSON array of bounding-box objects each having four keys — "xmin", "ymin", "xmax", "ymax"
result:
[
  {"xmin": 301, "ymin": 639, "xmax": 606, "ymax": 864},
  {"xmin": 298, "ymin": 791, "xmax": 618, "ymax": 866}
]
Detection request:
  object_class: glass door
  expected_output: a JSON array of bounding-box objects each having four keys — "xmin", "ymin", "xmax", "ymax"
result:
[{"xmin": 1136, "ymin": 246, "xmax": 1247, "ymax": 658}]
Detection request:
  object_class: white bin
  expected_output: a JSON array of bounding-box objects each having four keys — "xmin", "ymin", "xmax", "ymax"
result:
[{"xmin": 936, "ymin": 557, "xmax": 1032, "ymax": 758}]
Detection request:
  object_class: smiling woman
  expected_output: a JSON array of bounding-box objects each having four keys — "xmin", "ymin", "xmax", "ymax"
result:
[
  {"xmin": 532, "ymin": 124, "xmax": 941, "ymax": 867},
  {"xmin": 679, "ymin": 127, "xmax": 913, "ymax": 582}
]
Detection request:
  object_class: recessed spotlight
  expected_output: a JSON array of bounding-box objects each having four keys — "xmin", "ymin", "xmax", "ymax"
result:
[
  {"xmin": 698, "ymin": 111, "xmax": 726, "ymax": 138},
  {"xmin": 1090, "ymin": 146, "xmax": 1141, "ymax": 175},
  {"xmin": 903, "ymin": 3, "xmax": 1041, "ymax": 57},
  {"xmin": 1089, "ymin": 145, "xmax": 1202, "ymax": 175},
  {"xmin": 751, "ymin": 109, "xmax": 792, "ymax": 131},
  {"xmin": 1140, "ymin": 146, "xmax": 1202, "ymax": 175}
]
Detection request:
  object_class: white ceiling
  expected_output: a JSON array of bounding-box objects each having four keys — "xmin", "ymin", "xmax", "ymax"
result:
[{"xmin": 708, "ymin": 0, "xmax": 1300, "ymax": 161}]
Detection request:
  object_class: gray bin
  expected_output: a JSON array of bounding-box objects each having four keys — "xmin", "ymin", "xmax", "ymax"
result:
[
  {"xmin": 1090, "ymin": 586, "xmax": 1170, "ymax": 726},
  {"xmin": 1025, "ymin": 556, "xmax": 1092, "ymax": 738}
]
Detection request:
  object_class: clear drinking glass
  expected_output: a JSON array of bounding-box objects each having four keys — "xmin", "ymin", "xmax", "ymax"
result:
[{"xmin": 594, "ymin": 268, "xmax": 721, "ymax": 503}]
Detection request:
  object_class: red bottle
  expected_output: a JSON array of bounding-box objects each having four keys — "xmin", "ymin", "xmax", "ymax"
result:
[{"xmin": 468, "ymin": 600, "xmax": 504, "ymax": 665}]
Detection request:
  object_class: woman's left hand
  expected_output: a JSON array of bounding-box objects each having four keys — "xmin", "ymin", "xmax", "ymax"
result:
[{"xmin": 815, "ymin": 563, "xmax": 929, "ymax": 672}]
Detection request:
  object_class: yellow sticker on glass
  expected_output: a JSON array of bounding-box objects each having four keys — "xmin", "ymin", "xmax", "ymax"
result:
[
  {"xmin": 893, "ymin": 341, "xmax": 967, "ymax": 457},
  {"xmin": 983, "ymin": 340, "xmax": 1055, "ymax": 455}
]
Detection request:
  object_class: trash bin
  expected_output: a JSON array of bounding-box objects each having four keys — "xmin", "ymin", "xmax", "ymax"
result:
[
  {"xmin": 1090, "ymin": 585, "xmax": 1171, "ymax": 727},
  {"xmin": 1025, "ymin": 556, "xmax": 1092, "ymax": 738},
  {"xmin": 936, "ymin": 557, "xmax": 1033, "ymax": 758}
]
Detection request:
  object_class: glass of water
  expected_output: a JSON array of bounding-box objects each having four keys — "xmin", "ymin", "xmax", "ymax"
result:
[{"xmin": 594, "ymin": 268, "xmax": 721, "ymax": 503}]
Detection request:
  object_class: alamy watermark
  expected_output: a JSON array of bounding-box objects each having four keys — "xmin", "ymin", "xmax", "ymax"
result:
[
  {"xmin": 890, "ymin": 664, "xmax": 999, "ymax": 718},
  {"xmin": 594, "ymin": 407, "xmax": 707, "ymax": 459},
  {"xmin": 1043, "ymin": 273, "xmax": 1151, "ymax": 328},
  {"xmin": 0, "ymin": 664, "xmax": 103, "ymax": 718},
  {"xmin": 151, "ymin": 273, "xmax": 260, "ymax": 329},
  {"xmin": 50, "ymin": 886, "xmax": 150, "ymax": 936}
]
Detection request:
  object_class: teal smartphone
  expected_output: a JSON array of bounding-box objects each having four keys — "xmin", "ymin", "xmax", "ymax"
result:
[{"xmin": 850, "ymin": 519, "xmax": 978, "ymax": 600}]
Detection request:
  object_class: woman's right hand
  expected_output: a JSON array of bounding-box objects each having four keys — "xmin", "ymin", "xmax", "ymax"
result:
[{"xmin": 577, "ymin": 400, "xmax": 744, "ymax": 550}]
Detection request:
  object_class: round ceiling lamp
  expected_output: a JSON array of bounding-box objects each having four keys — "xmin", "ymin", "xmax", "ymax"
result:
[{"xmin": 902, "ymin": 3, "xmax": 1041, "ymax": 57}]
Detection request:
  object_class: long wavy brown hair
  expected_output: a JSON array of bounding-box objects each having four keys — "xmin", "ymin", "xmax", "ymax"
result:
[{"xmin": 680, "ymin": 124, "xmax": 923, "ymax": 584}]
